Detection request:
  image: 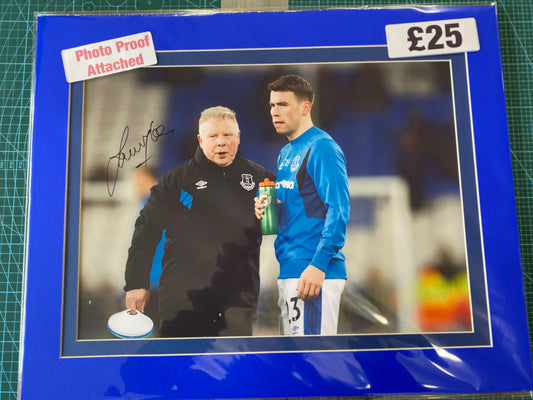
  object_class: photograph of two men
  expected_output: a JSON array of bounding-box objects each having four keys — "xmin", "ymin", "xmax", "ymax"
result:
[{"xmin": 75, "ymin": 61, "xmax": 470, "ymax": 341}]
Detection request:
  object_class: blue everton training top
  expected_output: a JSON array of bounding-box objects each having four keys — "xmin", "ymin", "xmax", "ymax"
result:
[{"xmin": 275, "ymin": 126, "xmax": 350, "ymax": 279}]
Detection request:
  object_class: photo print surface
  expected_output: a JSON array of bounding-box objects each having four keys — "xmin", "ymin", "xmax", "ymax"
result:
[{"xmin": 63, "ymin": 47, "xmax": 485, "ymax": 356}]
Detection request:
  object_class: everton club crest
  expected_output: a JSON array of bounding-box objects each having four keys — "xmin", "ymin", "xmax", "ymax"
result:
[{"xmin": 240, "ymin": 174, "xmax": 255, "ymax": 191}]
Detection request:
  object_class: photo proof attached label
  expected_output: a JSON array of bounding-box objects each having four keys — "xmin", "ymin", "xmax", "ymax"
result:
[
  {"xmin": 386, "ymin": 18, "xmax": 480, "ymax": 59},
  {"xmin": 61, "ymin": 32, "xmax": 157, "ymax": 83}
]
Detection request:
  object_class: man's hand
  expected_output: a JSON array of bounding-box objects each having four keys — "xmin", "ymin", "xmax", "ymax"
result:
[
  {"xmin": 254, "ymin": 196, "xmax": 266, "ymax": 220},
  {"xmin": 254, "ymin": 196, "xmax": 281, "ymax": 220},
  {"xmin": 125, "ymin": 288, "xmax": 149, "ymax": 314},
  {"xmin": 296, "ymin": 265, "xmax": 325, "ymax": 300}
]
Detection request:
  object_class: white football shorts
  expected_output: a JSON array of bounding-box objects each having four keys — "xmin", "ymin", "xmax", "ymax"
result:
[{"xmin": 277, "ymin": 278, "xmax": 345, "ymax": 335}]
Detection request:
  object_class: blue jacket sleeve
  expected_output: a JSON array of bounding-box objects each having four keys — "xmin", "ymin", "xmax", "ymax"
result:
[{"xmin": 307, "ymin": 139, "xmax": 350, "ymax": 272}]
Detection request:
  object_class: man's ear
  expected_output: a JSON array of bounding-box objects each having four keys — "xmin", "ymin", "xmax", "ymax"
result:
[{"xmin": 302, "ymin": 101, "xmax": 312, "ymax": 116}]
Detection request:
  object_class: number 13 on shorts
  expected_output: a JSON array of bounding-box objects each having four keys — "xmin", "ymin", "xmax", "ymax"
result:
[{"xmin": 277, "ymin": 278, "xmax": 345, "ymax": 335}]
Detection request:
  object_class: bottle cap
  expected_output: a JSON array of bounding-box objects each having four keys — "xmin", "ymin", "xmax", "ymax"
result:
[{"xmin": 259, "ymin": 178, "xmax": 275, "ymax": 187}]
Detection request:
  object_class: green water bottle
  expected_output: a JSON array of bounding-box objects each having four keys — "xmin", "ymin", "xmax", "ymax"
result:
[{"xmin": 258, "ymin": 178, "xmax": 278, "ymax": 235}]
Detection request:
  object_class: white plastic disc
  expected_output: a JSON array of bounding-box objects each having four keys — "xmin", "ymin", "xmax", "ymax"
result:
[{"xmin": 107, "ymin": 309, "xmax": 154, "ymax": 339}]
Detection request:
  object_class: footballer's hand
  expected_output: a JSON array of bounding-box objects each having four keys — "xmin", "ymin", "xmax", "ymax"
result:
[
  {"xmin": 297, "ymin": 265, "xmax": 325, "ymax": 300},
  {"xmin": 125, "ymin": 288, "xmax": 149, "ymax": 314},
  {"xmin": 255, "ymin": 197, "xmax": 281, "ymax": 219},
  {"xmin": 254, "ymin": 196, "xmax": 266, "ymax": 220}
]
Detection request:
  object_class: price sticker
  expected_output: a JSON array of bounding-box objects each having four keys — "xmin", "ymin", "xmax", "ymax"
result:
[{"xmin": 386, "ymin": 18, "xmax": 480, "ymax": 59}]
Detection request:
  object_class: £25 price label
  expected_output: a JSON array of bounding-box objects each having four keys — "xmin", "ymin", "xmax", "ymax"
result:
[{"xmin": 386, "ymin": 18, "xmax": 480, "ymax": 59}]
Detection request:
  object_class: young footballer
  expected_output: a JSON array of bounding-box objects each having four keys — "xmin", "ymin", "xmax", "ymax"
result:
[{"xmin": 256, "ymin": 75, "xmax": 350, "ymax": 335}]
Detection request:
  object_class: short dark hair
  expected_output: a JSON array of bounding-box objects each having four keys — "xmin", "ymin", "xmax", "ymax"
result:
[{"xmin": 267, "ymin": 75, "xmax": 314, "ymax": 104}]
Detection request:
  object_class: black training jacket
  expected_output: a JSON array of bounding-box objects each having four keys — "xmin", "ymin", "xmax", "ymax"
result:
[{"xmin": 125, "ymin": 147, "xmax": 274, "ymax": 325}]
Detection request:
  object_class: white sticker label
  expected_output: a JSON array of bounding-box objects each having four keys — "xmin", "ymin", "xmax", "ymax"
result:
[
  {"xmin": 61, "ymin": 32, "xmax": 157, "ymax": 82},
  {"xmin": 386, "ymin": 18, "xmax": 480, "ymax": 59}
]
